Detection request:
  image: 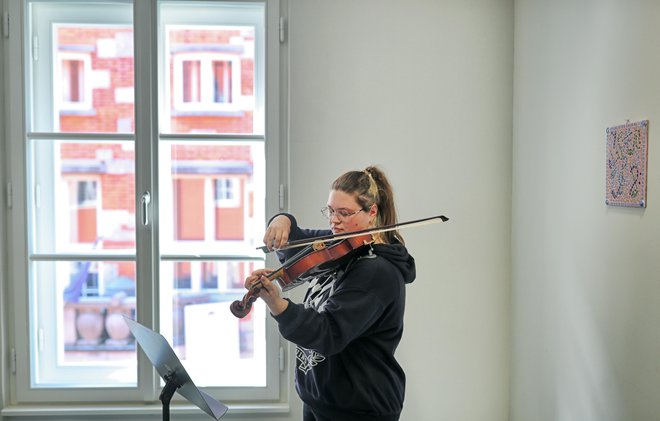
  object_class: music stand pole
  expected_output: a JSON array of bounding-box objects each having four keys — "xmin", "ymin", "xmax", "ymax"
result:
[{"xmin": 160, "ymin": 371, "xmax": 182, "ymax": 421}]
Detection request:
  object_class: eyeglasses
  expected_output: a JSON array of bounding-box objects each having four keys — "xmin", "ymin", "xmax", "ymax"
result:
[{"xmin": 321, "ymin": 206, "xmax": 363, "ymax": 221}]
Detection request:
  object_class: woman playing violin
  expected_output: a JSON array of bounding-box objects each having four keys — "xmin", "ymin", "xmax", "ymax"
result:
[{"xmin": 244, "ymin": 166, "xmax": 415, "ymax": 421}]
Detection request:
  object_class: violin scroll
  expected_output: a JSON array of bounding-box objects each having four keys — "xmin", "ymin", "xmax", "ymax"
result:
[
  {"xmin": 230, "ymin": 285, "xmax": 262, "ymax": 318},
  {"xmin": 229, "ymin": 299, "xmax": 251, "ymax": 318}
]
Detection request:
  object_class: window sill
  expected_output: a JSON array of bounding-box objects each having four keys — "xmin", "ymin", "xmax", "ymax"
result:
[{"xmin": 1, "ymin": 402, "xmax": 290, "ymax": 419}]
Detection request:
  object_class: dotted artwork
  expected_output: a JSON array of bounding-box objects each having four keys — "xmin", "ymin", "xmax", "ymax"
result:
[{"xmin": 606, "ymin": 120, "xmax": 649, "ymax": 207}]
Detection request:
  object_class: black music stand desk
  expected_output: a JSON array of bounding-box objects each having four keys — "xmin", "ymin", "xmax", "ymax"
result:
[{"xmin": 123, "ymin": 316, "xmax": 228, "ymax": 421}]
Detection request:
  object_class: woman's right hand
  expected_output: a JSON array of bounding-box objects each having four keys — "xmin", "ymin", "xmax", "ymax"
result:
[{"xmin": 263, "ymin": 215, "xmax": 292, "ymax": 251}]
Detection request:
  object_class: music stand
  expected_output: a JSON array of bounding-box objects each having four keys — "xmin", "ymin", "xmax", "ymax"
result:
[{"xmin": 123, "ymin": 316, "xmax": 229, "ymax": 421}]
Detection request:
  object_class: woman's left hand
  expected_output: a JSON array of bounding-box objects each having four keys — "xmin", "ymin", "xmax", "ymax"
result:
[{"xmin": 245, "ymin": 268, "xmax": 289, "ymax": 316}]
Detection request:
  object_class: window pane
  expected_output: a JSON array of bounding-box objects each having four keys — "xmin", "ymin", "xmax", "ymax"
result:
[
  {"xmin": 32, "ymin": 260, "xmax": 137, "ymax": 387},
  {"xmin": 159, "ymin": 141, "xmax": 264, "ymax": 256},
  {"xmin": 25, "ymin": 0, "xmax": 139, "ymax": 394},
  {"xmin": 160, "ymin": 260, "xmax": 266, "ymax": 387},
  {"xmin": 161, "ymin": 2, "xmax": 264, "ymax": 134},
  {"xmin": 30, "ymin": 1, "xmax": 134, "ymax": 133},
  {"xmin": 30, "ymin": 139, "xmax": 136, "ymax": 254}
]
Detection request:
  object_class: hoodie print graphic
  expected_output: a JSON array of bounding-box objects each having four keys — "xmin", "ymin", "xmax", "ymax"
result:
[
  {"xmin": 296, "ymin": 269, "xmax": 345, "ymax": 375},
  {"xmin": 296, "ymin": 346, "xmax": 325, "ymax": 374}
]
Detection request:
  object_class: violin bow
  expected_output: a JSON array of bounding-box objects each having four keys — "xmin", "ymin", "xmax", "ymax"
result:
[{"xmin": 257, "ymin": 214, "xmax": 449, "ymax": 253}]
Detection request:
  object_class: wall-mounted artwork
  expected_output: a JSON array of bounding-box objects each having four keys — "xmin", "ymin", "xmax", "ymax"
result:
[{"xmin": 606, "ymin": 120, "xmax": 649, "ymax": 208}]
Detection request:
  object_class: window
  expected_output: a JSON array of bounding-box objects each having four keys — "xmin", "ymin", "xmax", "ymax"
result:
[
  {"xmin": 67, "ymin": 178, "xmax": 100, "ymax": 244},
  {"xmin": 76, "ymin": 180, "xmax": 97, "ymax": 206},
  {"xmin": 215, "ymin": 177, "xmax": 240, "ymax": 207},
  {"xmin": 168, "ymin": 27, "xmax": 254, "ymax": 118},
  {"xmin": 4, "ymin": 0, "xmax": 283, "ymax": 409},
  {"xmin": 173, "ymin": 54, "xmax": 240, "ymax": 111},
  {"xmin": 57, "ymin": 52, "xmax": 93, "ymax": 110}
]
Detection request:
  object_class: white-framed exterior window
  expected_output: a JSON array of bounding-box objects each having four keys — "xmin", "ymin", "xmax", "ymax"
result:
[
  {"xmin": 55, "ymin": 51, "xmax": 93, "ymax": 111},
  {"xmin": 162, "ymin": 22, "xmax": 260, "ymax": 133},
  {"xmin": 75, "ymin": 179, "xmax": 98, "ymax": 207},
  {"xmin": 172, "ymin": 52, "xmax": 243, "ymax": 112},
  {"xmin": 4, "ymin": 0, "xmax": 284, "ymax": 411},
  {"xmin": 65, "ymin": 176, "xmax": 102, "ymax": 246},
  {"xmin": 214, "ymin": 176, "xmax": 240, "ymax": 207}
]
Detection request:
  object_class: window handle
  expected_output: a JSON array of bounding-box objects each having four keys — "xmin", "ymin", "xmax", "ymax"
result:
[{"xmin": 141, "ymin": 191, "xmax": 151, "ymax": 226}]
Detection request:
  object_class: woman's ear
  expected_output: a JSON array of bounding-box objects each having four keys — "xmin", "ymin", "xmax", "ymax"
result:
[{"xmin": 369, "ymin": 203, "xmax": 378, "ymax": 220}]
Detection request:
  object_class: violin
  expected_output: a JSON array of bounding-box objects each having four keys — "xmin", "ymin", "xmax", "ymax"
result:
[
  {"xmin": 230, "ymin": 233, "xmax": 374, "ymax": 318},
  {"xmin": 229, "ymin": 214, "xmax": 449, "ymax": 318}
]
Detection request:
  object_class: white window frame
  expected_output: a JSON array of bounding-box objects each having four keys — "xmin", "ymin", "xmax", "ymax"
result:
[{"xmin": 2, "ymin": 0, "xmax": 286, "ymax": 413}]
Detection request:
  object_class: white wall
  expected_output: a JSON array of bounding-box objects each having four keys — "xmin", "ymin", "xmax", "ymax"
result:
[
  {"xmin": 0, "ymin": 0, "xmax": 511, "ymax": 419},
  {"xmin": 285, "ymin": 1, "xmax": 513, "ymax": 420},
  {"xmin": 512, "ymin": 1, "xmax": 660, "ymax": 420}
]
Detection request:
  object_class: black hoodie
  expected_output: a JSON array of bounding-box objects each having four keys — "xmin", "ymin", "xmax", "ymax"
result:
[{"xmin": 271, "ymin": 214, "xmax": 416, "ymax": 420}]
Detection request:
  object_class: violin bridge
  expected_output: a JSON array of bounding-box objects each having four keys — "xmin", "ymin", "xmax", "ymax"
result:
[{"xmin": 312, "ymin": 241, "xmax": 327, "ymax": 251}]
